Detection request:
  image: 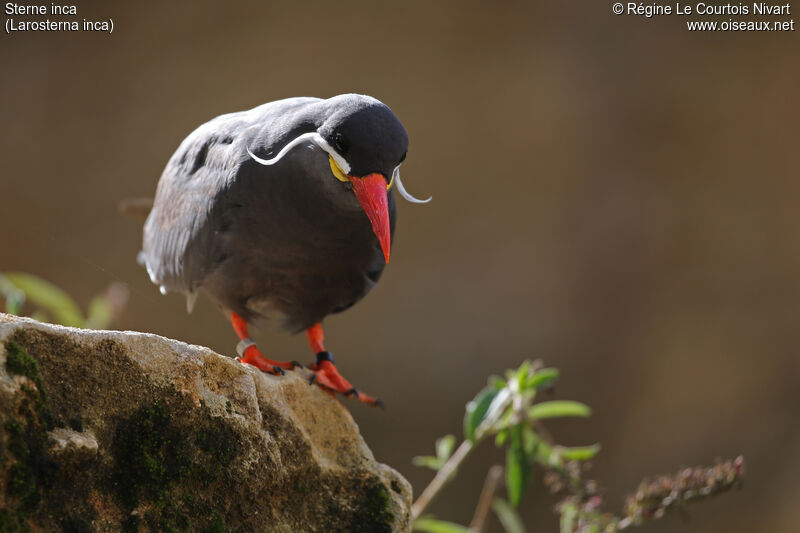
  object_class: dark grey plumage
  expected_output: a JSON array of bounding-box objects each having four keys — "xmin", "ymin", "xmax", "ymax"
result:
[{"xmin": 140, "ymin": 94, "xmax": 407, "ymax": 332}]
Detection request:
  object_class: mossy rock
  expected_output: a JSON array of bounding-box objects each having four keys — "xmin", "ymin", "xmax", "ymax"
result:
[{"xmin": 0, "ymin": 314, "xmax": 411, "ymax": 532}]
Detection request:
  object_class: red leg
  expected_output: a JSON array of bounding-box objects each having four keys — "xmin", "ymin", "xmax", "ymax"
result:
[
  {"xmin": 306, "ymin": 323, "xmax": 383, "ymax": 407},
  {"xmin": 231, "ymin": 312, "xmax": 296, "ymax": 375}
]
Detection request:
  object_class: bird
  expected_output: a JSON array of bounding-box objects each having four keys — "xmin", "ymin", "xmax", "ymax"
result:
[{"xmin": 138, "ymin": 94, "xmax": 429, "ymax": 406}]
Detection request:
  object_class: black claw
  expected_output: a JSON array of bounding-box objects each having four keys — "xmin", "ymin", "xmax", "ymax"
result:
[
  {"xmin": 291, "ymin": 360, "xmax": 304, "ymax": 369},
  {"xmin": 374, "ymin": 398, "xmax": 386, "ymax": 409},
  {"xmin": 308, "ymin": 373, "xmax": 318, "ymax": 385},
  {"xmin": 272, "ymin": 366, "xmax": 285, "ymax": 376},
  {"xmin": 344, "ymin": 388, "xmax": 359, "ymax": 398}
]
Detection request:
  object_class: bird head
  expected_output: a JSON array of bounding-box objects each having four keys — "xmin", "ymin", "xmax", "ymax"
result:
[{"xmin": 247, "ymin": 94, "xmax": 430, "ymax": 264}]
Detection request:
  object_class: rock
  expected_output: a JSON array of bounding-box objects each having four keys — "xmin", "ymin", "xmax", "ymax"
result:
[{"xmin": 0, "ymin": 313, "xmax": 411, "ymax": 532}]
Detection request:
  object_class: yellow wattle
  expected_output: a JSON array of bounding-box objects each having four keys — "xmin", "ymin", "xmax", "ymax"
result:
[
  {"xmin": 329, "ymin": 154, "xmax": 393, "ymax": 191},
  {"xmin": 329, "ymin": 155, "xmax": 350, "ymax": 183}
]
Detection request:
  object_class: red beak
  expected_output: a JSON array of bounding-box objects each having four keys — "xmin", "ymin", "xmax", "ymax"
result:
[{"xmin": 351, "ymin": 173, "xmax": 391, "ymax": 263}]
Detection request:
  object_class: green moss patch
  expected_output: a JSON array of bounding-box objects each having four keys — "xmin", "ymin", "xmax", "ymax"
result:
[
  {"xmin": 0, "ymin": 333, "xmax": 403, "ymax": 532},
  {"xmin": 194, "ymin": 423, "xmax": 237, "ymax": 485},
  {"xmin": 322, "ymin": 477, "xmax": 395, "ymax": 533},
  {"xmin": 112, "ymin": 402, "xmax": 190, "ymax": 508},
  {"xmin": 4, "ymin": 342, "xmax": 44, "ymax": 399},
  {"xmin": 0, "ymin": 510, "xmax": 27, "ymax": 533},
  {"xmin": 3, "ymin": 416, "xmax": 56, "ymax": 512},
  {"xmin": 5, "ymin": 342, "xmax": 39, "ymax": 382},
  {"xmin": 351, "ymin": 482, "xmax": 394, "ymax": 533},
  {"xmin": 110, "ymin": 402, "xmax": 237, "ymax": 531},
  {"xmin": 1, "ymin": 343, "xmax": 58, "ymax": 531}
]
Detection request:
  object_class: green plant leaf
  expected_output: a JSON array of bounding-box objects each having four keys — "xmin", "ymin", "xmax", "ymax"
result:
[
  {"xmin": 486, "ymin": 386, "xmax": 513, "ymax": 422},
  {"xmin": 3, "ymin": 272, "xmax": 85, "ymax": 327},
  {"xmin": 512, "ymin": 360, "xmax": 532, "ymax": 390},
  {"xmin": 5, "ymin": 294, "xmax": 24, "ymax": 315},
  {"xmin": 0, "ymin": 274, "xmax": 26, "ymax": 315},
  {"xmin": 492, "ymin": 498, "xmax": 527, "ymax": 533},
  {"xmin": 559, "ymin": 502, "xmax": 578, "ymax": 533},
  {"xmin": 525, "ymin": 368, "xmax": 559, "ymax": 390},
  {"xmin": 522, "ymin": 424, "xmax": 540, "ymax": 450},
  {"xmin": 464, "ymin": 385, "xmax": 501, "ymax": 443},
  {"xmin": 436, "ymin": 434, "xmax": 456, "ymax": 462},
  {"xmin": 413, "ymin": 517, "xmax": 474, "ymax": 533},
  {"xmin": 505, "ymin": 424, "xmax": 534, "ymax": 506},
  {"xmin": 85, "ymin": 294, "xmax": 113, "ymax": 329},
  {"xmin": 490, "ymin": 375, "xmax": 507, "ymax": 389},
  {"xmin": 529, "ymin": 401, "xmax": 592, "ymax": 420},
  {"xmin": 413, "ymin": 435, "xmax": 458, "ymax": 471},
  {"xmin": 412, "ymin": 455, "xmax": 444, "ymax": 471},
  {"xmin": 495, "ymin": 429, "xmax": 508, "ymax": 447},
  {"xmin": 557, "ymin": 444, "xmax": 601, "ymax": 461},
  {"xmin": 534, "ymin": 439, "xmax": 557, "ymax": 468}
]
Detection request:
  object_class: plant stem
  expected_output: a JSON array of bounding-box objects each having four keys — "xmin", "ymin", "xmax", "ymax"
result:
[
  {"xmin": 411, "ymin": 439, "xmax": 474, "ymax": 520},
  {"xmin": 469, "ymin": 465, "xmax": 504, "ymax": 532}
]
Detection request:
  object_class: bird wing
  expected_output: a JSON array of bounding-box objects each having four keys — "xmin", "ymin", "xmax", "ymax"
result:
[{"xmin": 141, "ymin": 97, "xmax": 322, "ymax": 296}]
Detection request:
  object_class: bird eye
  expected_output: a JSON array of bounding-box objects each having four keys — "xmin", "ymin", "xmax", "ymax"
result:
[{"xmin": 333, "ymin": 133, "xmax": 348, "ymax": 154}]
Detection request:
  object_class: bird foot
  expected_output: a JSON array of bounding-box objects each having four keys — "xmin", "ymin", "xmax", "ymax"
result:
[
  {"xmin": 236, "ymin": 338, "xmax": 298, "ymax": 376},
  {"xmin": 308, "ymin": 352, "xmax": 383, "ymax": 407}
]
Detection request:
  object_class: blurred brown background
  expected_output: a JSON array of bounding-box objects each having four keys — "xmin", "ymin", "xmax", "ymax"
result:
[{"xmin": 2, "ymin": 1, "xmax": 799, "ymax": 531}]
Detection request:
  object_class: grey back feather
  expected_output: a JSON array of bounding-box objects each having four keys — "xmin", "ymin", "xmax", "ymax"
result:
[{"xmin": 141, "ymin": 97, "xmax": 325, "ymax": 294}]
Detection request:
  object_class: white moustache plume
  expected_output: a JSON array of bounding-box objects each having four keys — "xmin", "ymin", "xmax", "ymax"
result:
[{"xmin": 248, "ymin": 132, "xmax": 431, "ymax": 204}]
